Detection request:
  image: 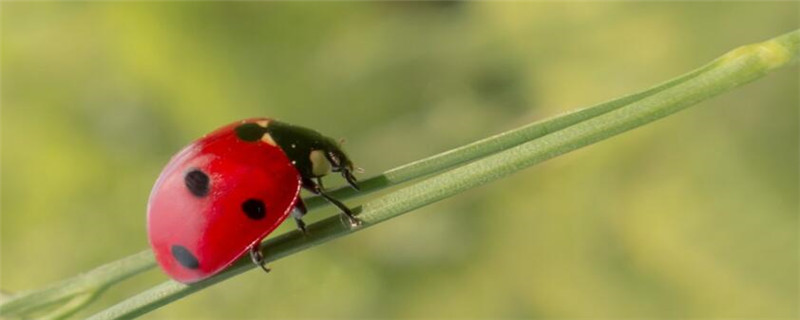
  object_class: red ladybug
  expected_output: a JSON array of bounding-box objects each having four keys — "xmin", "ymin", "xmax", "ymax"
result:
[{"xmin": 147, "ymin": 118, "xmax": 360, "ymax": 283}]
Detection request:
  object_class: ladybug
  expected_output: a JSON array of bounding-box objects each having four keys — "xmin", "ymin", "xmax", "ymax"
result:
[{"xmin": 147, "ymin": 118, "xmax": 360, "ymax": 283}]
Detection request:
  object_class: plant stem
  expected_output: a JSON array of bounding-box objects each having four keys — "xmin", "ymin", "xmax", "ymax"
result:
[
  {"xmin": 303, "ymin": 51, "xmax": 719, "ymax": 210},
  {"xmin": 0, "ymin": 250, "xmax": 153, "ymax": 318},
  {"xmin": 85, "ymin": 30, "xmax": 799, "ymax": 320}
]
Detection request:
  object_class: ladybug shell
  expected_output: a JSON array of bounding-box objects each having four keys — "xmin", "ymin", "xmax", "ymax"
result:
[{"xmin": 147, "ymin": 118, "xmax": 300, "ymax": 283}]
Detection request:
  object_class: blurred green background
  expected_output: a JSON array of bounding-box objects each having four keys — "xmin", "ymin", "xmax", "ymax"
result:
[{"xmin": 2, "ymin": 2, "xmax": 798, "ymax": 319}]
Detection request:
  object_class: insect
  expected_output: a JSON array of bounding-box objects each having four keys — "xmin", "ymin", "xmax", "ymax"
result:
[{"xmin": 147, "ymin": 118, "xmax": 360, "ymax": 283}]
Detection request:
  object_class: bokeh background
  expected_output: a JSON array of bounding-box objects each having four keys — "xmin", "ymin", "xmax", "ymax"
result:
[{"xmin": 2, "ymin": 2, "xmax": 798, "ymax": 319}]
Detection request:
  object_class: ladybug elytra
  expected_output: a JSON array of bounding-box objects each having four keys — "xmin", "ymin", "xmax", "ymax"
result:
[{"xmin": 147, "ymin": 118, "xmax": 360, "ymax": 283}]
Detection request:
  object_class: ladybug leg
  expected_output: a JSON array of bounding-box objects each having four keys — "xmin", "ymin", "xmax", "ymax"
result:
[
  {"xmin": 292, "ymin": 197, "xmax": 309, "ymax": 235},
  {"xmin": 315, "ymin": 177, "xmax": 325, "ymax": 190},
  {"xmin": 249, "ymin": 245, "xmax": 271, "ymax": 274},
  {"xmin": 302, "ymin": 177, "xmax": 361, "ymax": 227}
]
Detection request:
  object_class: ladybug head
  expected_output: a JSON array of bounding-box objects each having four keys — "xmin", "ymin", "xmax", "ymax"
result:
[{"xmin": 248, "ymin": 119, "xmax": 360, "ymax": 191}]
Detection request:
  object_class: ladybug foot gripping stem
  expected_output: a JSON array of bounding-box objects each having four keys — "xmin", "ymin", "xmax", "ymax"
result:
[
  {"xmin": 316, "ymin": 188, "xmax": 361, "ymax": 228},
  {"xmin": 249, "ymin": 245, "xmax": 271, "ymax": 274},
  {"xmin": 303, "ymin": 178, "xmax": 362, "ymax": 228},
  {"xmin": 294, "ymin": 218, "xmax": 308, "ymax": 235},
  {"xmin": 321, "ymin": 192, "xmax": 361, "ymax": 228},
  {"xmin": 292, "ymin": 199, "xmax": 310, "ymax": 236},
  {"xmin": 338, "ymin": 212, "xmax": 361, "ymax": 229}
]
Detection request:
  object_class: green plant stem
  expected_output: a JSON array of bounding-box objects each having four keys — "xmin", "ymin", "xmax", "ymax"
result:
[
  {"xmin": 85, "ymin": 30, "xmax": 798, "ymax": 320},
  {"xmin": 0, "ymin": 250, "xmax": 153, "ymax": 318},
  {"xmin": 303, "ymin": 51, "xmax": 719, "ymax": 210},
  {"xmin": 41, "ymin": 291, "xmax": 102, "ymax": 320}
]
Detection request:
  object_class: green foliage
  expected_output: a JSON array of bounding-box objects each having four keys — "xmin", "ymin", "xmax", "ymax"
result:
[{"xmin": 2, "ymin": 2, "xmax": 798, "ymax": 319}]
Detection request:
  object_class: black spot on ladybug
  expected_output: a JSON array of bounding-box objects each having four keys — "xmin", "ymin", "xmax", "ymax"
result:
[
  {"xmin": 184, "ymin": 169, "xmax": 210, "ymax": 197},
  {"xmin": 242, "ymin": 199, "xmax": 266, "ymax": 220},
  {"xmin": 171, "ymin": 245, "xmax": 200, "ymax": 269},
  {"xmin": 235, "ymin": 123, "xmax": 267, "ymax": 142}
]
